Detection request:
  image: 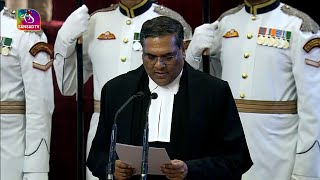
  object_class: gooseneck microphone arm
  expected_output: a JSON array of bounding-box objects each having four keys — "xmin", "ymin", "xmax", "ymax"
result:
[
  {"xmin": 141, "ymin": 93, "xmax": 158, "ymax": 180},
  {"xmin": 106, "ymin": 91, "xmax": 145, "ymax": 180}
]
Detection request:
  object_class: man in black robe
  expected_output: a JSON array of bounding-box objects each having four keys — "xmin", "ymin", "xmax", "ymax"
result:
[{"xmin": 87, "ymin": 16, "xmax": 252, "ymax": 180}]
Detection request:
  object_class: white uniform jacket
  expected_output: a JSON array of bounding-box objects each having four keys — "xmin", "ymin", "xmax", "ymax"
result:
[
  {"xmin": 0, "ymin": 8, "xmax": 54, "ymax": 180},
  {"xmin": 186, "ymin": 1, "xmax": 320, "ymax": 180}
]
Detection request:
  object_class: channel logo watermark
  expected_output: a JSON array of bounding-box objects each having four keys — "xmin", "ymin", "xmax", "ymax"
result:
[{"xmin": 17, "ymin": 9, "xmax": 41, "ymax": 31}]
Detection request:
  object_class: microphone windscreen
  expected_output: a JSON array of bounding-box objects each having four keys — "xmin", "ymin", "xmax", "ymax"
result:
[{"xmin": 150, "ymin": 93, "xmax": 158, "ymax": 99}]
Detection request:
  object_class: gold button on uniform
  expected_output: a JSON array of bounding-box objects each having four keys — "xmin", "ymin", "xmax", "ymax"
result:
[
  {"xmin": 120, "ymin": 56, "xmax": 127, "ymax": 62},
  {"xmin": 242, "ymin": 73, "xmax": 248, "ymax": 79},
  {"xmin": 244, "ymin": 52, "xmax": 250, "ymax": 58},
  {"xmin": 247, "ymin": 33, "xmax": 253, "ymax": 39},
  {"xmin": 126, "ymin": 20, "xmax": 132, "ymax": 25},
  {"xmin": 251, "ymin": 15, "xmax": 257, "ymax": 20},
  {"xmin": 123, "ymin": 38, "xmax": 129, "ymax": 43},
  {"xmin": 240, "ymin": 93, "xmax": 246, "ymax": 98}
]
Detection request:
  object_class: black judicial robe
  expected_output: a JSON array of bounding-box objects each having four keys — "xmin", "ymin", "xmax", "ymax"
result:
[{"xmin": 87, "ymin": 63, "xmax": 252, "ymax": 180}]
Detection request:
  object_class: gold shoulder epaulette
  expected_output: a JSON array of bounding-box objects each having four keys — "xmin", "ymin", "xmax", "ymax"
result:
[
  {"xmin": 90, "ymin": 4, "xmax": 119, "ymax": 17},
  {"xmin": 218, "ymin": 4, "xmax": 244, "ymax": 21},
  {"xmin": 281, "ymin": 4, "xmax": 319, "ymax": 34},
  {"xmin": 3, "ymin": 7, "xmax": 16, "ymax": 19},
  {"xmin": 154, "ymin": 5, "xmax": 192, "ymax": 40}
]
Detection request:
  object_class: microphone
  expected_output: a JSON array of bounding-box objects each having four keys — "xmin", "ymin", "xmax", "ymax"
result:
[
  {"xmin": 140, "ymin": 92, "xmax": 158, "ymax": 180},
  {"xmin": 150, "ymin": 92, "xmax": 158, "ymax": 100},
  {"xmin": 106, "ymin": 91, "xmax": 145, "ymax": 180}
]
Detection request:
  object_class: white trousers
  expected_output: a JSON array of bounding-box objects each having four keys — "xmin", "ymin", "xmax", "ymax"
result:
[{"xmin": 1, "ymin": 114, "xmax": 25, "ymax": 180}]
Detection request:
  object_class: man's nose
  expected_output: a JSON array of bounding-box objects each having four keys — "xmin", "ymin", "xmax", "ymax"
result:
[{"xmin": 154, "ymin": 58, "xmax": 166, "ymax": 68}]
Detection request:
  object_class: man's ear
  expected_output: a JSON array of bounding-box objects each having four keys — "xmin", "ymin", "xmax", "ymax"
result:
[
  {"xmin": 182, "ymin": 50, "xmax": 186, "ymax": 59},
  {"xmin": 183, "ymin": 40, "xmax": 191, "ymax": 51},
  {"xmin": 181, "ymin": 41, "xmax": 189, "ymax": 59}
]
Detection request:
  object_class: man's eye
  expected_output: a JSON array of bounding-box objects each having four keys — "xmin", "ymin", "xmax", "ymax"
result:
[
  {"xmin": 147, "ymin": 55, "xmax": 157, "ymax": 60},
  {"xmin": 164, "ymin": 56, "xmax": 174, "ymax": 60}
]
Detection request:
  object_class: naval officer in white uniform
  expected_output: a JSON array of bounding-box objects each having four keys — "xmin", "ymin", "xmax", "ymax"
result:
[
  {"xmin": 186, "ymin": 0, "xmax": 320, "ymax": 179},
  {"xmin": 1, "ymin": 4, "xmax": 54, "ymax": 180}
]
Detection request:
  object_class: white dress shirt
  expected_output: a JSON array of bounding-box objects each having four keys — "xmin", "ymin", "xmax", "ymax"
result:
[{"xmin": 148, "ymin": 70, "xmax": 183, "ymax": 142}]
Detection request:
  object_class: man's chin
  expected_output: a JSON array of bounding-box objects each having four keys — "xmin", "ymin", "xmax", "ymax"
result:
[{"xmin": 153, "ymin": 78, "xmax": 169, "ymax": 86}]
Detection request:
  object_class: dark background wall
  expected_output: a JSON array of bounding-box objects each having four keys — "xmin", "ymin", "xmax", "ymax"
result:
[{"xmin": 48, "ymin": 1, "xmax": 319, "ymax": 180}]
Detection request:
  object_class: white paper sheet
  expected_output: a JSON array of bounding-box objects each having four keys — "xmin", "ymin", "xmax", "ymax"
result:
[{"xmin": 116, "ymin": 143, "xmax": 171, "ymax": 175}]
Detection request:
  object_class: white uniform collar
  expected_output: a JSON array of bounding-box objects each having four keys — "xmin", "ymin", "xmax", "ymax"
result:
[
  {"xmin": 118, "ymin": 0, "xmax": 152, "ymax": 18},
  {"xmin": 244, "ymin": 0, "xmax": 280, "ymax": 14}
]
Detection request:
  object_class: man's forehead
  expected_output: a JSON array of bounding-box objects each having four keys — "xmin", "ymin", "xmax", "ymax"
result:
[
  {"xmin": 145, "ymin": 35, "xmax": 175, "ymax": 40},
  {"xmin": 143, "ymin": 35, "xmax": 176, "ymax": 45}
]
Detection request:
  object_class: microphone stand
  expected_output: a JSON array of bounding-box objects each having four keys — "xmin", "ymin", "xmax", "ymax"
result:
[
  {"xmin": 106, "ymin": 92, "xmax": 145, "ymax": 180},
  {"xmin": 141, "ymin": 93, "xmax": 158, "ymax": 180},
  {"xmin": 202, "ymin": 0, "xmax": 211, "ymax": 74}
]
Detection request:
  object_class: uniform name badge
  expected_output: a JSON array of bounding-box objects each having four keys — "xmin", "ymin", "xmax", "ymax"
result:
[
  {"xmin": 132, "ymin": 32, "xmax": 142, "ymax": 51},
  {"xmin": 0, "ymin": 37, "xmax": 12, "ymax": 56}
]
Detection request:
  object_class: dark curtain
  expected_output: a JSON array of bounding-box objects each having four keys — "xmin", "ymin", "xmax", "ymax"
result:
[{"xmin": 48, "ymin": 1, "xmax": 318, "ymax": 180}]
